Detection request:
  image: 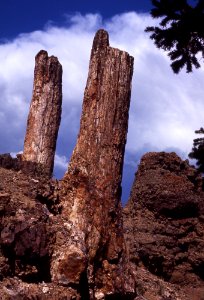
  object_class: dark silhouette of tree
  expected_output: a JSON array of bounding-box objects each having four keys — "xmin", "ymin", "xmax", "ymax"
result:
[
  {"xmin": 189, "ymin": 128, "xmax": 204, "ymax": 172},
  {"xmin": 145, "ymin": 0, "xmax": 204, "ymax": 73}
]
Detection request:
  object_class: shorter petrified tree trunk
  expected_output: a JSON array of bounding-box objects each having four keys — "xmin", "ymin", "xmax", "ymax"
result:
[{"xmin": 22, "ymin": 50, "xmax": 62, "ymax": 177}]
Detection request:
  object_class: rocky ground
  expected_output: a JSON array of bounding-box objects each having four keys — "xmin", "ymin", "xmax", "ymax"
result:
[
  {"xmin": 0, "ymin": 153, "xmax": 135, "ymax": 299},
  {"xmin": 124, "ymin": 152, "xmax": 204, "ymax": 300},
  {"xmin": 1, "ymin": 152, "xmax": 204, "ymax": 299},
  {"xmin": 0, "ymin": 154, "xmax": 81, "ymax": 299}
]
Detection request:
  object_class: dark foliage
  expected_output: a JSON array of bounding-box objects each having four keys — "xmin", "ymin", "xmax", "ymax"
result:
[
  {"xmin": 145, "ymin": 0, "xmax": 204, "ymax": 73},
  {"xmin": 189, "ymin": 127, "xmax": 204, "ymax": 172}
]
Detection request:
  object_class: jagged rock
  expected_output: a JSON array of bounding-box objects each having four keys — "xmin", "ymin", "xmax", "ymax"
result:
[
  {"xmin": 51, "ymin": 29, "xmax": 135, "ymax": 298},
  {"xmin": 0, "ymin": 166, "xmax": 55, "ymax": 282},
  {"xmin": 23, "ymin": 50, "xmax": 62, "ymax": 177},
  {"xmin": 124, "ymin": 152, "xmax": 204, "ymax": 300},
  {"xmin": 0, "ymin": 165, "xmax": 80, "ymax": 299},
  {"xmin": 0, "ymin": 153, "xmax": 55, "ymax": 178}
]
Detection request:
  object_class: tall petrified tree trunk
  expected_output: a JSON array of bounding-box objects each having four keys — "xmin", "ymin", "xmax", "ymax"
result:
[
  {"xmin": 51, "ymin": 30, "xmax": 135, "ymax": 298},
  {"xmin": 22, "ymin": 50, "xmax": 62, "ymax": 177}
]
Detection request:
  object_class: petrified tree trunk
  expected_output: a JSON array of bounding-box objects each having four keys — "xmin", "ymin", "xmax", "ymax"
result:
[
  {"xmin": 22, "ymin": 50, "xmax": 62, "ymax": 177},
  {"xmin": 51, "ymin": 30, "xmax": 135, "ymax": 298}
]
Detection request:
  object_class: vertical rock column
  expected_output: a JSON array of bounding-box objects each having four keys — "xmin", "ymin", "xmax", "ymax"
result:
[
  {"xmin": 51, "ymin": 30, "xmax": 134, "ymax": 298},
  {"xmin": 22, "ymin": 50, "xmax": 62, "ymax": 177}
]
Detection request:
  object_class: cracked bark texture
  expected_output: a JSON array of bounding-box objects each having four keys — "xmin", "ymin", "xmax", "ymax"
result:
[
  {"xmin": 51, "ymin": 30, "xmax": 135, "ymax": 298},
  {"xmin": 23, "ymin": 50, "xmax": 62, "ymax": 177}
]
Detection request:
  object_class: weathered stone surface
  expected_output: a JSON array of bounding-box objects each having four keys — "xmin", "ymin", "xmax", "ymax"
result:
[
  {"xmin": 2, "ymin": 149, "xmax": 204, "ymax": 299},
  {"xmin": 23, "ymin": 50, "xmax": 62, "ymax": 177},
  {"xmin": 124, "ymin": 152, "xmax": 204, "ymax": 300},
  {"xmin": 0, "ymin": 278, "xmax": 80, "ymax": 299},
  {"xmin": 0, "ymin": 150, "xmax": 98, "ymax": 300},
  {"xmin": 0, "ymin": 163, "xmax": 80, "ymax": 299},
  {"xmin": 0, "ymin": 166, "xmax": 54, "ymax": 281},
  {"xmin": 51, "ymin": 29, "xmax": 135, "ymax": 298}
]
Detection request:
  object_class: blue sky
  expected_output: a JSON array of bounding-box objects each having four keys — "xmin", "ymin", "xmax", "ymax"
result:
[
  {"xmin": 0, "ymin": 0, "xmax": 152, "ymax": 39},
  {"xmin": 0, "ymin": 1, "xmax": 203, "ymax": 203}
]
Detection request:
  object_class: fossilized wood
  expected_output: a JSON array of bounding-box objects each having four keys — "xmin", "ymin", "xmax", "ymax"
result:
[
  {"xmin": 51, "ymin": 30, "xmax": 135, "ymax": 298},
  {"xmin": 22, "ymin": 50, "xmax": 62, "ymax": 177}
]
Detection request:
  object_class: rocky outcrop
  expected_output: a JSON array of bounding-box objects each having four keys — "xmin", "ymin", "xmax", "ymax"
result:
[
  {"xmin": 0, "ymin": 164, "xmax": 80, "ymax": 299},
  {"xmin": 124, "ymin": 152, "xmax": 204, "ymax": 300},
  {"xmin": 51, "ymin": 29, "xmax": 135, "ymax": 298},
  {"xmin": 23, "ymin": 50, "xmax": 62, "ymax": 177}
]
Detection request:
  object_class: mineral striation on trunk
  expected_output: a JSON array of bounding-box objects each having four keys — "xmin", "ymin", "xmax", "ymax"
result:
[
  {"xmin": 22, "ymin": 50, "xmax": 62, "ymax": 177},
  {"xmin": 51, "ymin": 29, "xmax": 135, "ymax": 298}
]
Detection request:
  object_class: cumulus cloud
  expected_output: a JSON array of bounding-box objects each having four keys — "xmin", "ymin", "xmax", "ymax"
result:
[
  {"xmin": 0, "ymin": 12, "xmax": 204, "ymax": 200},
  {"xmin": 54, "ymin": 154, "xmax": 68, "ymax": 170}
]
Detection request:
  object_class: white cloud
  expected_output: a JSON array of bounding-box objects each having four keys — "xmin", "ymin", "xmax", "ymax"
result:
[
  {"xmin": 0, "ymin": 11, "xmax": 203, "ymax": 168},
  {"xmin": 54, "ymin": 154, "xmax": 68, "ymax": 170}
]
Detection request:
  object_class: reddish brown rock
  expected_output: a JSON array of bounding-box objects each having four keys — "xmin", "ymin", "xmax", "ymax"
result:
[
  {"xmin": 0, "ymin": 165, "xmax": 55, "ymax": 281},
  {"xmin": 124, "ymin": 152, "xmax": 204, "ymax": 300},
  {"xmin": 51, "ymin": 29, "xmax": 135, "ymax": 298},
  {"xmin": 0, "ymin": 278, "xmax": 80, "ymax": 299},
  {"xmin": 0, "ymin": 161, "xmax": 80, "ymax": 299},
  {"xmin": 23, "ymin": 50, "xmax": 62, "ymax": 177}
]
